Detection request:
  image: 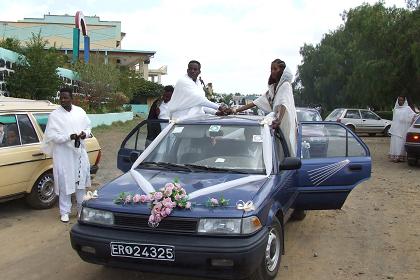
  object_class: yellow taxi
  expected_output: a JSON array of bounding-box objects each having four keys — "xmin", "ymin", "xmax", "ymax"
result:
[{"xmin": 0, "ymin": 96, "xmax": 101, "ymax": 209}]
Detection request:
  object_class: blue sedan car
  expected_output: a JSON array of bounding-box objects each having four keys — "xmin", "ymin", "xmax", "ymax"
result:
[{"xmin": 70, "ymin": 115, "xmax": 371, "ymax": 280}]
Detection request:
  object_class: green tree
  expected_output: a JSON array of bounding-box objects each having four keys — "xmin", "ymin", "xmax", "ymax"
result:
[
  {"xmin": 73, "ymin": 61, "xmax": 121, "ymax": 112},
  {"xmin": 0, "ymin": 37, "xmax": 22, "ymax": 53},
  {"xmin": 5, "ymin": 33, "xmax": 65, "ymax": 100},
  {"xmin": 130, "ymin": 77, "xmax": 164, "ymax": 104},
  {"xmin": 296, "ymin": 3, "xmax": 419, "ymax": 111}
]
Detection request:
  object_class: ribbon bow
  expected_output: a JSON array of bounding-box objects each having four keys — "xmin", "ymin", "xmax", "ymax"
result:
[
  {"xmin": 83, "ymin": 190, "xmax": 98, "ymax": 201},
  {"xmin": 236, "ymin": 200, "xmax": 255, "ymax": 212},
  {"xmin": 259, "ymin": 116, "xmax": 275, "ymax": 126}
]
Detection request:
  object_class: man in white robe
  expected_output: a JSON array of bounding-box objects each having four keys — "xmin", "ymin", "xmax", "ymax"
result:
[
  {"xmin": 168, "ymin": 60, "xmax": 223, "ymax": 119},
  {"xmin": 41, "ymin": 88, "xmax": 91, "ymax": 222},
  {"xmin": 389, "ymin": 96, "xmax": 417, "ymax": 162}
]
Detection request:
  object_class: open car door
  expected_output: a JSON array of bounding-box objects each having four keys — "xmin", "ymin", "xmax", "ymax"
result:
[
  {"xmin": 294, "ymin": 121, "xmax": 371, "ymax": 210},
  {"xmin": 117, "ymin": 119, "xmax": 168, "ymax": 172}
]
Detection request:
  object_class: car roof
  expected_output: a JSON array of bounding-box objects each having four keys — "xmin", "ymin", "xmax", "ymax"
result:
[
  {"xmin": 0, "ymin": 96, "xmax": 59, "ymax": 113},
  {"xmin": 177, "ymin": 115, "xmax": 265, "ymax": 126}
]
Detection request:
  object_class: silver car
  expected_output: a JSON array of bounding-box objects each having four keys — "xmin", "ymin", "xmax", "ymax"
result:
[
  {"xmin": 405, "ymin": 115, "xmax": 420, "ymax": 166},
  {"xmin": 325, "ymin": 108, "xmax": 392, "ymax": 136}
]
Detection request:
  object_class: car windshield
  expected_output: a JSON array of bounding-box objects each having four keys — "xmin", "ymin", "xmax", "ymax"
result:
[
  {"xmin": 297, "ymin": 110, "xmax": 322, "ymax": 122},
  {"xmin": 141, "ymin": 124, "xmax": 265, "ymax": 174}
]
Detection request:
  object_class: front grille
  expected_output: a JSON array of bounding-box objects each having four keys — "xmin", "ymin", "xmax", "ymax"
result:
[{"xmin": 114, "ymin": 213, "xmax": 198, "ymax": 233}]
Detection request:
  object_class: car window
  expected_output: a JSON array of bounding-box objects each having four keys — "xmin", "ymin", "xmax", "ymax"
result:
[
  {"xmin": 16, "ymin": 114, "xmax": 39, "ymax": 144},
  {"xmin": 124, "ymin": 125, "xmax": 147, "ymax": 151},
  {"xmin": 33, "ymin": 113, "xmax": 50, "ymax": 132},
  {"xmin": 0, "ymin": 114, "xmax": 21, "ymax": 147},
  {"xmin": 415, "ymin": 116, "xmax": 420, "ymax": 125},
  {"xmin": 301, "ymin": 123, "xmax": 367, "ymax": 159},
  {"xmin": 297, "ymin": 110, "xmax": 322, "ymax": 122},
  {"xmin": 326, "ymin": 109, "xmax": 344, "ymax": 120},
  {"xmin": 360, "ymin": 110, "xmax": 380, "ymax": 120},
  {"xmin": 143, "ymin": 124, "xmax": 265, "ymax": 174},
  {"xmin": 344, "ymin": 110, "xmax": 361, "ymax": 119}
]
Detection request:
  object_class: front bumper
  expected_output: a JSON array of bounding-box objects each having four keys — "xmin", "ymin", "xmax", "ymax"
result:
[
  {"xmin": 405, "ymin": 143, "xmax": 420, "ymax": 158},
  {"xmin": 70, "ymin": 223, "xmax": 268, "ymax": 279}
]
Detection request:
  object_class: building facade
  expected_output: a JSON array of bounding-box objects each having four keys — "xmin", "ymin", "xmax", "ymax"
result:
[{"xmin": 0, "ymin": 14, "xmax": 166, "ymax": 80}]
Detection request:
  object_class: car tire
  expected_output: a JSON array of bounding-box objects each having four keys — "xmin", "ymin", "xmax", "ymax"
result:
[
  {"xmin": 407, "ymin": 158, "xmax": 417, "ymax": 166},
  {"xmin": 26, "ymin": 171, "xmax": 57, "ymax": 209},
  {"xmin": 291, "ymin": 209, "xmax": 307, "ymax": 221},
  {"xmin": 247, "ymin": 217, "xmax": 283, "ymax": 280},
  {"xmin": 383, "ymin": 126, "xmax": 391, "ymax": 137}
]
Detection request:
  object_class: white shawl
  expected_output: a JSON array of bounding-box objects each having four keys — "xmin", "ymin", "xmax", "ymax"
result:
[
  {"xmin": 168, "ymin": 75, "xmax": 210, "ymax": 119},
  {"xmin": 389, "ymin": 99, "xmax": 416, "ymax": 138},
  {"xmin": 41, "ymin": 106, "xmax": 92, "ymax": 195},
  {"xmin": 253, "ymin": 67, "xmax": 297, "ymax": 156}
]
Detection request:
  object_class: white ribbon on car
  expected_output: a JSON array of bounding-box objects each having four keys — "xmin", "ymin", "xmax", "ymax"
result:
[
  {"xmin": 83, "ymin": 190, "xmax": 98, "ymax": 201},
  {"xmin": 236, "ymin": 200, "xmax": 256, "ymax": 212},
  {"xmin": 129, "ymin": 115, "xmax": 274, "ymax": 202}
]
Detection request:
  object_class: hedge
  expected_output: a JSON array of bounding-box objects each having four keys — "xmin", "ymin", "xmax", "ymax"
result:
[{"xmin": 375, "ymin": 111, "xmax": 393, "ymax": 120}]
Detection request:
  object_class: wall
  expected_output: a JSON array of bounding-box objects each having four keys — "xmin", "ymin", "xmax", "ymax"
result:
[
  {"xmin": 87, "ymin": 111, "xmax": 133, "ymax": 128},
  {"xmin": 130, "ymin": 104, "xmax": 149, "ymax": 118}
]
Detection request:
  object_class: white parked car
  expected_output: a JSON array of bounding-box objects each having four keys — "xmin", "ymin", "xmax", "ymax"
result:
[
  {"xmin": 325, "ymin": 108, "xmax": 392, "ymax": 136},
  {"xmin": 405, "ymin": 115, "xmax": 420, "ymax": 166}
]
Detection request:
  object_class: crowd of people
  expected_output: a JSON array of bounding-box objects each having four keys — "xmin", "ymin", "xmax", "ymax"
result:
[{"xmin": 38, "ymin": 58, "xmax": 418, "ymax": 222}]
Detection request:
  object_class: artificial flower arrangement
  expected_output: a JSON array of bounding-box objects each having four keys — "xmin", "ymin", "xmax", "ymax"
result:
[{"xmin": 114, "ymin": 179, "xmax": 230, "ymax": 227}]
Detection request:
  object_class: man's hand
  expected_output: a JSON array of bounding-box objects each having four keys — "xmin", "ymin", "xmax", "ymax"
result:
[
  {"xmin": 70, "ymin": 133, "xmax": 78, "ymax": 140},
  {"xmin": 79, "ymin": 131, "xmax": 87, "ymax": 140}
]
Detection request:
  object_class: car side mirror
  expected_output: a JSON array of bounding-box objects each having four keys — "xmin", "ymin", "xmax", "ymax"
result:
[
  {"xmin": 130, "ymin": 151, "xmax": 142, "ymax": 163},
  {"xmin": 279, "ymin": 157, "xmax": 302, "ymax": 170}
]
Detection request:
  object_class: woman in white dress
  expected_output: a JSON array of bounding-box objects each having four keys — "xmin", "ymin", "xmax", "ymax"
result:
[
  {"xmin": 229, "ymin": 59, "xmax": 297, "ymax": 156},
  {"xmin": 389, "ymin": 96, "xmax": 417, "ymax": 162}
]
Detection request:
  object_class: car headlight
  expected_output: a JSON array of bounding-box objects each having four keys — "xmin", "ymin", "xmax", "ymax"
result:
[
  {"xmin": 80, "ymin": 207, "xmax": 114, "ymax": 225},
  {"xmin": 198, "ymin": 216, "xmax": 262, "ymax": 235}
]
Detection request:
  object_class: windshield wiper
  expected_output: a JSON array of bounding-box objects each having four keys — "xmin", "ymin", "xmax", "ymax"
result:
[
  {"xmin": 184, "ymin": 164, "xmax": 250, "ymax": 174},
  {"xmin": 140, "ymin": 161, "xmax": 193, "ymax": 172}
]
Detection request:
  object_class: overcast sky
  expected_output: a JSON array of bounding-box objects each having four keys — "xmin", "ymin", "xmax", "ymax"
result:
[{"xmin": 1, "ymin": 0, "xmax": 407, "ymax": 95}]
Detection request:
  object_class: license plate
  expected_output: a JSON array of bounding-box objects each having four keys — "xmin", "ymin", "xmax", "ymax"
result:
[{"xmin": 110, "ymin": 242, "xmax": 175, "ymax": 261}]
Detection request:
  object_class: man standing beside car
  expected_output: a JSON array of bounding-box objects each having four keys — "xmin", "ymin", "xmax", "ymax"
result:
[
  {"xmin": 41, "ymin": 87, "xmax": 92, "ymax": 223},
  {"xmin": 145, "ymin": 85, "xmax": 174, "ymax": 147}
]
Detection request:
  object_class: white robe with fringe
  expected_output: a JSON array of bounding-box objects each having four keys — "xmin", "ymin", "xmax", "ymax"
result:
[
  {"xmin": 253, "ymin": 67, "xmax": 297, "ymax": 156},
  {"xmin": 41, "ymin": 105, "xmax": 91, "ymax": 195},
  {"xmin": 389, "ymin": 99, "xmax": 417, "ymax": 158}
]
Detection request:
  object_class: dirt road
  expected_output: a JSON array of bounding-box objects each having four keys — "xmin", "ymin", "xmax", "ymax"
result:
[{"xmin": 0, "ymin": 123, "xmax": 419, "ymax": 280}]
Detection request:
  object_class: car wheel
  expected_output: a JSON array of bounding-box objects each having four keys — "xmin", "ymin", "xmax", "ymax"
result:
[
  {"xmin": 291, "ymin": 209, "xmax": 307, "ymax": 221},
  {"xmin": 346, "ymin": 125, "xmax": 355, "ymax": 133},
  {"xmin": 407, "ymin": 158, "xmax": 417, "ymax": 166},
  {"xmin": 383, "ymin": 126, "xmax": 391, "ymax": 137},
  {"xmin": 26, "ymin": 171, "xmax": 57, "ymax": 209},
  {"xmin": 247, "ymin": 217, "xmax": 283, "ymax": 280}
]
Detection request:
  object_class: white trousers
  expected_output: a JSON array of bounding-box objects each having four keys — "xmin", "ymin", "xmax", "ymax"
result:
[{"xmin": 59, "ymin": 188, "xmax": 85, "ymax": 215}]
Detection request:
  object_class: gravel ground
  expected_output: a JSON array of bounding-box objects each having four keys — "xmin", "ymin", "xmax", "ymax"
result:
[{"xmin": 0, "ymin": 120, "xmax": 419, "ymax": 280}]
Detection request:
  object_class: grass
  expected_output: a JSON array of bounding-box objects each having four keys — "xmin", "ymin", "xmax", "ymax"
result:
[{"xmin": 92, "ymin": 116, "xmax": 144, "ymax": 134}]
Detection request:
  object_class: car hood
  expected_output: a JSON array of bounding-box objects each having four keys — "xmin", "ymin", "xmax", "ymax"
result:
[{"xmin": 85, "ymin": 169, "xmax": 270, "ymax": 218}]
